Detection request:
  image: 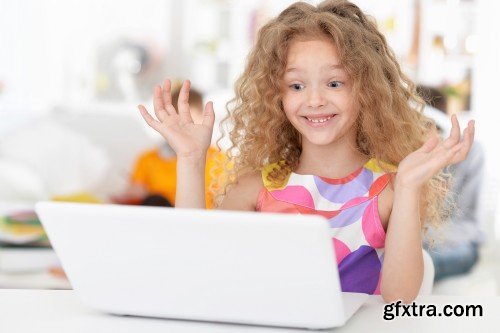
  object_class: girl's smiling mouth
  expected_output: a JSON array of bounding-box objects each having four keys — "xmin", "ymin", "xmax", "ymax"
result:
[{"xmin": 302, "ymin": 114, "xmax": 337, "ymax": 127}]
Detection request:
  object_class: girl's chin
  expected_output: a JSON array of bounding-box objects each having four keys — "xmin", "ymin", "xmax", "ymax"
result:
[{"xmin": 301, "ymin": 134, "xmax": 340, "ymax": 146}]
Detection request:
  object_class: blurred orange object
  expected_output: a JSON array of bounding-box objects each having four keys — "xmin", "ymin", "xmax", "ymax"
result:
[{"xmin": 49, "ymin": 267, "xmax": 68, "ymax": 280}]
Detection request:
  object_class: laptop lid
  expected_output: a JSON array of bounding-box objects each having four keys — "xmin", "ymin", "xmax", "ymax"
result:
[{"xmin": 36, "ymin": 201, "xmax": 351, "ymax": 329}]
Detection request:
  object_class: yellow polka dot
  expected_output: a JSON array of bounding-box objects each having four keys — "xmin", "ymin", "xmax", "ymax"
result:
[
  {"xmin": 365, "ymin": 158, "xmax": 397, "ymax": 173},
  {"xmin": 261, "ymin": 161, "xmax": 290, "ymax": 190}
]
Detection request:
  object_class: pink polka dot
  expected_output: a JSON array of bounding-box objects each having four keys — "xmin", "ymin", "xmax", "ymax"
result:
[
  {"xmin": 362, "ymin": 199, "xmax": 385, "ymax": 248},
  {"xmin": 333, "ymin": 238, "xmax": 351, "ymax": 264},
  {"xmin": 270, "ymin": 186, "xmax": 315, "ymax": 209}
]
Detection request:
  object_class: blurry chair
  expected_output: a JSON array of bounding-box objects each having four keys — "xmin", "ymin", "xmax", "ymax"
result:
[
  {"xmin": 432, "ymin": 246, "xmax": 498, "ymax": 296},
  {"xmin": 419, "ymin": 249, "xmax": 435, "ymax": 295}
]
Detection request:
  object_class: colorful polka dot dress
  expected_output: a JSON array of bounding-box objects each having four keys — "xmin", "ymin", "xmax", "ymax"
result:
[{"xmin": 256, "ymin": 158, "xmax": 396, "ymax": 295}]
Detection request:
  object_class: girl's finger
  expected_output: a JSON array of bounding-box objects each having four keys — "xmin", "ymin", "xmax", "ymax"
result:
[
  {"xmin": 419, "ymin": 135, "xmax": 440, "ymax": 153},
  {"xmin": 462, "ymin": 121, "xmax": 474, "ymax": 149},
  {"xmin": 162, "ymin": 79, "xmax": 175, "ymax": 113},
  {"xmin": 138, "ymin": 105, "xmax": 163, "ymax": 132},
  {"xmin": 158, "ymin": 80, "xmax": 178, "ymax": 119},
  {"xmin": 202, "ymin": 101, "xmax": 216, "ymax": 129},
  {"xmin": 428, "ymin": 141, "xmax": 462, "ymax": 173},
  {"xmin": 443, "ymin": 114, "xmax": 461, "ymax": 149},
  {"xmin": 153, "ymin": 86, "xmax": 170, "ymax": 121},
  {"xmin": 153, "ymin": 85, "xmax": 164, "ymax": 110},
  {"xmin": 469, "ymin": 120, "xmax": 475, "ymax": 142},
  {"xmin": 177, "ymin": 80, "xmax": 194, "ymax": 124},
  {"xmin": 450, "ymin": 121, "xmax": 475, "ymax": 163}
]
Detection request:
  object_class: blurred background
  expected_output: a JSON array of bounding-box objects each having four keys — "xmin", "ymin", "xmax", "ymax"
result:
[{"xmin": 1, "ymin": 0, "xmax": 499, "ymax": 295}]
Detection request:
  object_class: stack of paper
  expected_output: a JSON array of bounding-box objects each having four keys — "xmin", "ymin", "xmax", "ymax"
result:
[{"xmin": 0, "ymin": 208, "xmax": 60, "ymax": 273}]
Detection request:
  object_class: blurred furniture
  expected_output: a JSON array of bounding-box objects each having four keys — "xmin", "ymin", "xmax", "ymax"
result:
[
  {"xmin": 0, "ymin": 202, "xmax": 71, "ymax": 289},
  {"xmin": 0, "ymin": 108, "xmax": 157, "ymax": 201},
  {"xmin": 0, "ymin": 110, "xmax": 156, "ymax": 288},
  {"xmin": 0, "ymin": 270, "xmax": 71, "ymax": 289},
  {"xmin": 419, "ymin": 249, "xmax": 435, "ymax": 295},
  {"xmin": 432, "ymin": 245, "xmax": 499, "ymax": 296},
  {"xmin": 54, "ymin": 110, "xmax": 157, "ymax": 198}
]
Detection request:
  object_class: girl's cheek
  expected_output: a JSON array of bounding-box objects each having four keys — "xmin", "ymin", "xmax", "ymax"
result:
[{"xmin": 281, "ymin": 97, "xmax": 291, "ymax": 111}]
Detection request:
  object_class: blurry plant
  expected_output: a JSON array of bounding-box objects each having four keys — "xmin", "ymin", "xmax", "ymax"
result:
[{"xmin": 442, "ymin": 85, "xmax": 461, "ymax": 98}]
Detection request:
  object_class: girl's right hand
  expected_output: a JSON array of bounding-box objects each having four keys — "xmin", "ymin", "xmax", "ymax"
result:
[{"xmin": 138, "ymin": 79, "xmax": 215, "ymax": 161}]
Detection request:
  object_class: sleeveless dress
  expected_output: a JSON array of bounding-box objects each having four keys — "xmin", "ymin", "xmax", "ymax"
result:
[{"xmin": 256, "ymin": 158, "xmax": 396, "ymax": 295}]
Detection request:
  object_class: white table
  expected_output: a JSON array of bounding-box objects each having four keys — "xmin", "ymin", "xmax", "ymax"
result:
[{"xmin": 0, "ymin": 290, "xmax": 498, "ymax": 332}]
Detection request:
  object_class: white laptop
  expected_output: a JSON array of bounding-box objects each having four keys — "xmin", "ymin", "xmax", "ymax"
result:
[{"xmin": 35, "ymin": 201, "xmax": 369, "ymax": 329}]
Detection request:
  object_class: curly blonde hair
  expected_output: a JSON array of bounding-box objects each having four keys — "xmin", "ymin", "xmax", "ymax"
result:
[{"xmin": 212, "ymin": 0, "xmax": 450, "ymax": 230}]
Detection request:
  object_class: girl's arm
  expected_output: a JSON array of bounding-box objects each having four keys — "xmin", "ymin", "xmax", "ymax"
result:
[
  {"xmin": 139, "ymin": 79, "xmax": 215, "ymax": 209},
  {"xmin": 176, "ymin": 156, "xmax": 209, "ymax": 209},
  {"xmin": 381, "ymin": 184, "xmax": 424, "ymax": 304},
  {"xmin": 381, "ymin": 115, "xmax": 475, "ymax": 303}
]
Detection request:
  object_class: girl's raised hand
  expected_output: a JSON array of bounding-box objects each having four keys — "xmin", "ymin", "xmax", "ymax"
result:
[
  {"xmin": 396, "ymin": 114, "xmax": 475, "ymax": 191},
  {"xmin": 138, "ymin": 79, "xmax": 215, "ymax": 160}
]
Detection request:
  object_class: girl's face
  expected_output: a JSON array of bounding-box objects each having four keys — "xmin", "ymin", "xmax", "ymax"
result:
[{"xmin": 281, "ymin": 38, "xmax": 359, "ymax": 147}]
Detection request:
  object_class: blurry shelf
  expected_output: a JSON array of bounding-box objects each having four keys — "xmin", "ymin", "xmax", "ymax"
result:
[{"xmin": 0, "ymin": 270, "xmax": 71, "ymax": 290}]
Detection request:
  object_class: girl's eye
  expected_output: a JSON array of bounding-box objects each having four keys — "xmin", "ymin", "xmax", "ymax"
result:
[
  {"xmin": 289, "ymin": 83, "xmax": 304, "ymax": 91},
  {"xmin": 328, "ymin": 81, "xmax": 343, "ymax": 88}
]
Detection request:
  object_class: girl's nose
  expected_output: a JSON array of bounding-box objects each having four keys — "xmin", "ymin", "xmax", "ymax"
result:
[{"xmin": 307, "ymin": 88, "xmax": 326, "ymax": 108}]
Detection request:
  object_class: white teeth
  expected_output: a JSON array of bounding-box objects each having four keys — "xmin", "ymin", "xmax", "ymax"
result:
[{"xmin": 306, "ymin": 115, "xmax": 333, "ymax": 123}]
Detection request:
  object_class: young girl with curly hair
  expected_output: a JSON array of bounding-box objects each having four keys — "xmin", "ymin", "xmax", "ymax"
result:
[{"xmin": 138, "ymin": 0, "xmax": 475, "ymax": 303}]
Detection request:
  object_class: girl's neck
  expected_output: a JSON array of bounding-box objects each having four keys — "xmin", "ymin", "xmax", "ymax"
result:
[{"xmin": 295, "ymin": 136, "xmax": 368, "ymax": 179}]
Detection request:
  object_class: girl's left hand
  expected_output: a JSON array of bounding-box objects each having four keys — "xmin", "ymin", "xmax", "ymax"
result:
[{"xmin": 396, "ymin": 114, "xmax": 475, "ymax": 191}]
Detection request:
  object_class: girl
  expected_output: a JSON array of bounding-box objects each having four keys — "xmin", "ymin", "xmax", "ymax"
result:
[{"xmin": 138, "ymin": 0, "xmax": 474, "ymax": 303}]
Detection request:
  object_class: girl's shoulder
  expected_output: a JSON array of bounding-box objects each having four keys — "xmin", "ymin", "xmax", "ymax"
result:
[{"xmin": 217, "ymin": 171, "xmax": 263, "ymax": 211}]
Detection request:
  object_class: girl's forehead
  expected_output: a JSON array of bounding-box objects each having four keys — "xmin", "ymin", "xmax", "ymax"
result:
[{"xmin": 285, "ymin": 39, "xmax": 342, "ymax": 67}]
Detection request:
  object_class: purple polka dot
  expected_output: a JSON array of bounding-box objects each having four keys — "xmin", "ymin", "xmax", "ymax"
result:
[
  {"xmin": 329, "ymin": 200, "xmax": 370, "ymax": 228},
  {"xmin": 314, "ymin": 168, "xmax": 373, "ymax": 203},
  {"xmin": 338, "ymin": 245, "xmax": 381, "ymax": 294}
]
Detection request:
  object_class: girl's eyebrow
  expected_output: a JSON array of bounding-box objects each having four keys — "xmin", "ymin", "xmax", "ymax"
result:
[{"xmin": 285, "ymin": 64, "xmax": 344, "ymax": 73}]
